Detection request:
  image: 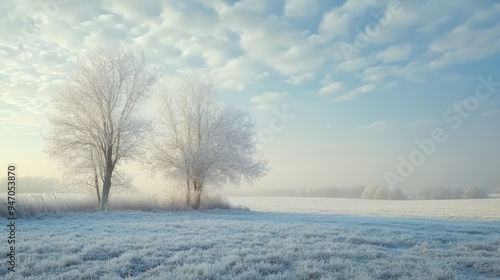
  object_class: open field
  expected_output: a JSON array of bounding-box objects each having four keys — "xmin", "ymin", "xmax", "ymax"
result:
[
  {"xmin": 229, "ymin": 196, "xmax": 500, "ymax": 220},
  {"xmin": 3, "ymin": 193, "xmax": 499, "ymax": 220},
  {"xmin": 2, "ymin": 208, "xmax": 499, "ymax": 279}
]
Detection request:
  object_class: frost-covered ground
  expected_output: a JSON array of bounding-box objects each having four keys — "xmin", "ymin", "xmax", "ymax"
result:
[
  {"xmin": 2, "ymin": 209, "xmax": 499, "ymax": 279},
  {"xmin": 228, "ymin": 197, "xmax": 500, "ymax": 220}
]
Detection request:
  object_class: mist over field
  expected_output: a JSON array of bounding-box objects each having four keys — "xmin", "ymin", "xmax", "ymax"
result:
[{"xmin": 2, "ymin": 0, "xmax": 500, "ymax": 279}]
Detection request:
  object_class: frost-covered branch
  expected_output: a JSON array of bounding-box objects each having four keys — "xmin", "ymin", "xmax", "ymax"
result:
[{"xmin": 45, "ymin": 46, "xmax": 159, "ymax": 210}]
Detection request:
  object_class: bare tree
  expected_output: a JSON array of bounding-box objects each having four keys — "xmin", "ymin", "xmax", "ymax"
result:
[
  {"xmin": 45, "ymin": 46, "xmax": 159, "ymax": 210},
  {"xmin": 148, "ymin": 77, "xmax": 268, "ymax": 209}
]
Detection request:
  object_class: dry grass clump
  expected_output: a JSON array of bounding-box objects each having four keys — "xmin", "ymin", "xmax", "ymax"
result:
[{"xmin": 0, "ymin": 192, "xmax": 246, "ymax": 218}]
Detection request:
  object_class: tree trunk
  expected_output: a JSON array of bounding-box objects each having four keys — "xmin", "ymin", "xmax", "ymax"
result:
[
  {"xmin": 91, "ymin": 149, "xmax": 101, "ymax": 209},
  {"xmin": 101, "ymin": 170, "xmax": 112, "ymax": 211},
  {"xmin": 186, "ymin": 175, "xmax": 191, "ymax": 208},
  {"xmin": 193, "ymin": 182, "xmax": 202, "ymax": 210},
  {"xmin": 94, "ymin": 173, "xmax": 101, "ymax": 209},
  {"xmin": 101, "ymin": 146, "xmax": 114, "ymax": 211}
]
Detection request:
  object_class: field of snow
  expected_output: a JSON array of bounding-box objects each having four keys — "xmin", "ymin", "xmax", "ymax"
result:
[
  {"xmin": 2, "ymin": 207, "xmax": 499, "ymax": 279},
  {"xmin": 228, "ymin": 196, "xmax": 500, "ymax": 220}
]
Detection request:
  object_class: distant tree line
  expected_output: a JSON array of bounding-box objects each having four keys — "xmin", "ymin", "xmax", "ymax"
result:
[
  {"xmin": 305, "ymin": 186, "xmax": 365, "ymax": 198},
  {"xmin": 357, "ymin": 185, "xmax": 490, "ymax": 200},
  {"xmin": 0, "ymin": 176, "xmax": 61, "ymax": 193},
  {"xmin": 361, "ymin": 185, "xmax": 406, "ymax": 200},
  {"xmin": 262, "ymin": 184, "xmax": 493, "ymax": 200},
  {"xmin": 415, "ymin": 186, "xmax": 490, "ymax": 199}
]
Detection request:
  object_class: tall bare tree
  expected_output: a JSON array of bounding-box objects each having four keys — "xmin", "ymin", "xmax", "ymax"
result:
[
  {"xmin": 148, "ymin": 77, "xmax": 268, "ymax": 209},
  {"xmin": 45, "ymin": 46, "xmax": 159, "ymax": 210}
]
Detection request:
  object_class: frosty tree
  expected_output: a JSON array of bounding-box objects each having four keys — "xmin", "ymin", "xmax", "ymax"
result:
[
  {"xmin": 148, "ymin": 77, "xmax": 268, "ymax": 209},
  {"xmin": 45, "ymin": 46, "xmax": 159, "ymax": 210}
]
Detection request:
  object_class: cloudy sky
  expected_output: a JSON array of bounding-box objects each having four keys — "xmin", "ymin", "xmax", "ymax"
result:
[{"xmin": 1, "ymin": 0, "xmax": 500, "ymax": 195}]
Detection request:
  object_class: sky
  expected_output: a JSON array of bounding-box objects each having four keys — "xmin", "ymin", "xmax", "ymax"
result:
[{"xmin": 1, "ymin": 0, "xmax": 499, "ymax": 196}]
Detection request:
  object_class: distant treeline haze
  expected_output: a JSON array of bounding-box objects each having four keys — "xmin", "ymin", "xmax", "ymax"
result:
[
  {"xmin": 0, "ymin": 176, "xmax": 61, "ymax": 193},
  {"xmin": 2, "ymin": 176, "xmax": 492, "ymax": 200},
  {"xmin": 266, "ymin": 185, "xmax": 494, "ymax": 200}
]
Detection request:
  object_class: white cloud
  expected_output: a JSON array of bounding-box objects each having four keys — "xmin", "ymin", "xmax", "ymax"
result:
[
  {"xmin": 333, "ymin": 84, "xmax": 376, "ymax": 102},
  {"xmin": 319, "ymin": 82, "xmax": 344, "ymax": 96},
  {"xmin": 357, "ymin": 118, "xmax": 439, "ymax": 132},
  {"xmin": 251, "ymin": 92, "xmax": 287, "ymax": 111},
  {"xmin": 362, "ymin": 65, "xmax": 395, "ymax": 82},
  {"xmin": 158, "ymin": 3, "xmax": 219, "ymax": 37},
  {"xmin": 0, "ymin": 89, "xmax": 52, "ymax": 134},
  {"xmin": 357, "ymin": 120, "xmax": 396, "ymax": 132},
  {"xmin": 319, "ymin": 9, "xmax": 352, "ymax": 38},
  {"xmin": 430, "ymin": 27, "xmax": 469, "ymax": 53},
  {"xmin": 272, "ymin": 43, "xmax": 325, "ymax": 76},
  {"xmin": 481, "ymin": 110, "xmax": 500, "ymax": 118},
  {"xmin": 414, "ymin": 118, "xmax": 440, "ymax": 128},
  {"xmin": 468, "ymin": 3, "xmax": 500, "ymax": 23},
  {"xmin": 320, "ymin": 74, "xmax": 334, "ymax": 86},
  {"xmin": 225, "ymin": 12, "xmax": 325, "ymax": 76},
  {"xmin": 338, "ymin": 57, "xmax": 372, "ymax": 72},
  {"xmin": 102, "ymin": 0, "xmax": 163, "ymax": 25},
  {"xmin": 387, "ymin": 1, "xmax": 477, "ymax": 32},
  {"xmin": 230, "ymin": 0, "xmax": 274, "ymax": 16},
  {"xmin": 319, "ymin": 0, "xmax": 386, "ymax": 40},
  {"xmin": 173, "ymin": 36, "xmax": 237, "ymax": 68},
  {"xmin": 284, "ymin": 0, "xmax": 318, "ymax": 18},
  {"xmin": 376, "ymin": 43, "xmax": 412, "ymax": 63},
  {"xmin": 211, "ymin": 56, "xmax": 267, "ymax": 90},
  {"xmin": 1, "ymin": 0, "xmax": 499, "ymax": 135},
  {"xmin": 383, "ymin": 81, "xmax": 398, "ymax": 88},
  {"xmin": 362, "ymin": 62, "xmax": 428, "ymax": 83},
  {"xmin": 285, "ymin": 73, "xmax": 315, "ymax": 85},
  {"xmin": 430, "ymin": 22, "xmax": 500, "ymax": 69}
]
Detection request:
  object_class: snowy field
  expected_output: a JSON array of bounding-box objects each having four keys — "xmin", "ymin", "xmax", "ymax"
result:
[
  {"xmin": 228, "ymin": 196, "xmax": 500, "ymax": 220},
  {"xmin": 2, "ymin": 205, "xmax": 500, "ymax": 279}
]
